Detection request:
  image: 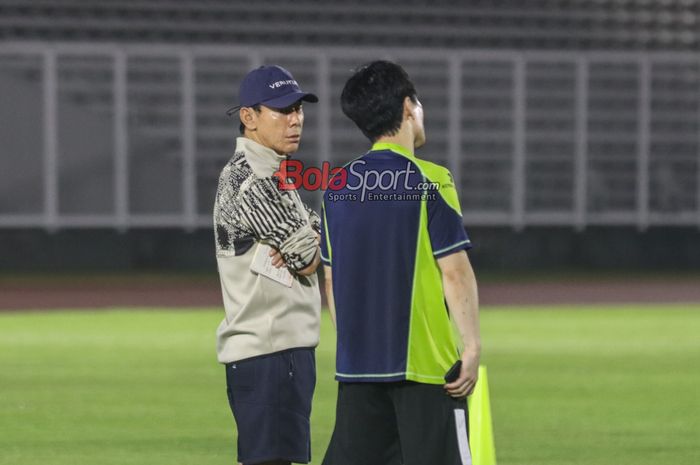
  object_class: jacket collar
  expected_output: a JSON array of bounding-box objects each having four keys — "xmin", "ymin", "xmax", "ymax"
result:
[{"xmin": 236, "ymin": 136, "xmax": 287, "ymax": 177}]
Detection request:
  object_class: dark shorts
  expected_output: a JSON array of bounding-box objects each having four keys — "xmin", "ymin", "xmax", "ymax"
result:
[
  {"xmin": 225, "ymin": 347, "xmax": 316, "ymax": 464},
  {"xmin": 322, "ymin": 381, "xmax": 471, "ymax": 465}
]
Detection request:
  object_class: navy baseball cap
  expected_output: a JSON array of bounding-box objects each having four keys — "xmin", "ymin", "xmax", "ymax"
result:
[{"xmin": 226, "ymin": 65, "xmax": 318, "ymax": 116}]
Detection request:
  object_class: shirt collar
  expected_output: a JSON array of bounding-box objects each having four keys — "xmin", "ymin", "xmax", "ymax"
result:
[{"xmin": 369, "ymin": 142, "xmax": 415, "ymax": 159}]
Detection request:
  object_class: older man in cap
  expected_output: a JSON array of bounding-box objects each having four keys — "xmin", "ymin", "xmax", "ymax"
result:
[{"xmin": 214, "ymin": 65, "xmax": 321, "ymax": 465}]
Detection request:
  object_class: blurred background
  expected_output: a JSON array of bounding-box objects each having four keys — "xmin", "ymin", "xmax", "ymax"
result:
[
  {"xmin": 2, "ymin": 0, "xmax": 700, "ymax": 274},
  {"xmin": 1, "ymin": 2, "xmax": 699, "ymax": 465}
]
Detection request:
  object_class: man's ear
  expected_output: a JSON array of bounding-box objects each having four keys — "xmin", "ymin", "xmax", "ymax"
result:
[
  {"xmin": 240, "ymin": 107, "xmax": 257, "ymax": 131},
  {"xmin": 403, "ymin": 96, "xmax": 415, "ymax": 121}
]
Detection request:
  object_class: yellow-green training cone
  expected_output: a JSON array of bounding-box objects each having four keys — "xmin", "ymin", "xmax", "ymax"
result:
[{"xmin": 467, "ymin": 365, "xmax": 497, "ymax": 465}]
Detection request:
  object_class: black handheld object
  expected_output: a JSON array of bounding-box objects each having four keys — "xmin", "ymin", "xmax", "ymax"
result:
[{"xmin": 444, "ymin": 360, "xmax": 462, "ymax": 383}]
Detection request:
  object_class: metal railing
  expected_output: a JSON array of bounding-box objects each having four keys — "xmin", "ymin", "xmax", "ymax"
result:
[{"xmin": 1, "ymin": 42, "xmax": 699, "ymax": 231}]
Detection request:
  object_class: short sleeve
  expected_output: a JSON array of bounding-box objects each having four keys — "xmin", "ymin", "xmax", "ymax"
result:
[
  {"xmin": 427, "ymin": 170, "xmax": 472, "ymax": 258},
  {"xmin": 320, "ymin": 200, "xmax": 332, "ymax": 266}
]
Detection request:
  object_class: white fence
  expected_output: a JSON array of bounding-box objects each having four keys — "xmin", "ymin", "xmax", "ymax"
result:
[{"xmin": 1, "ymin": 43, "xmax": 699, "ymax": 231}]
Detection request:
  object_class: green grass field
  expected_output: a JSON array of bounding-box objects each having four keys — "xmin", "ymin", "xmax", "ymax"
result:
[{"xmin": 1, "ymin": 306, "xmax": 699, "ymax": 465}]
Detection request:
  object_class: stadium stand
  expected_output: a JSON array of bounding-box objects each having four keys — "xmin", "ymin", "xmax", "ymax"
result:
[
  {"xmin": 0, "ymin": 0, "xmax": 699, "ymax": 50},
  {"xmin": 1, "ymin": 1, "xmax": 699, "ymax": 233}
]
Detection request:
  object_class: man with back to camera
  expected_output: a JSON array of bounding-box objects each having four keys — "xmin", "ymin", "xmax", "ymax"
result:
[
  {"xmin": 213, "ymin": 65, "xmax": 322, "ymax": 465},
  {"xmin": 320, "ymin": 61, "xmax": 481, "ymax": 465}
]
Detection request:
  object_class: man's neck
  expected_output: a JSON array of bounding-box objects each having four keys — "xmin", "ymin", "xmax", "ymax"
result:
[{"xmin": 375, "ymin": 129, "xmax": 414, "ymax": 156}]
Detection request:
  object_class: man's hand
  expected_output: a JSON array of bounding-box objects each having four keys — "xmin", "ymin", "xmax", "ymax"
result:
[
  {"xmin": 269, "ymin": 232, "xmax": 319, "ymax": 271},
  {"xmin": 444, "ymin": 349, "xmax": 479, "ymax": 399},
  {"xmin": 269, "ymin": 245, "xmax": 320, "ymax": 276},
  {"xmin": 269, "ymin": 247, "xmax": 286, "ymax": 269}
]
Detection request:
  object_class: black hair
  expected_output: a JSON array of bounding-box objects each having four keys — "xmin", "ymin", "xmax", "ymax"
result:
[
  {"xmin": 239, "ymin": 105, "xmax": 261, "ymax": 134},
  {"xmin": 340, "ymin": 61, "xmax": 418, "ymax": 142}
]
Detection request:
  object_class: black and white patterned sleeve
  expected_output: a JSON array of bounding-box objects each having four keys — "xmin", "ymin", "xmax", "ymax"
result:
[
  {"xmin": 239, "ymin": 177, "xmax": 318, "ymax": 272},
  {"xmin": 304, "ymin": 204, "xmax": 321, "ymax": 235}
]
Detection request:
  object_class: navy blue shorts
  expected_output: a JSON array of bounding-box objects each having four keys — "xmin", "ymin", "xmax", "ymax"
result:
[{"xmin": 225, "ymin": 347, "xmax": 316, "ymax": 464}]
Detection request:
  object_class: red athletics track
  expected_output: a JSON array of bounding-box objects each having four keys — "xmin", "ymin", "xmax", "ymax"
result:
[{"xmin": 1, "ymin": 274, "xmax": 699, "ymax": 311}]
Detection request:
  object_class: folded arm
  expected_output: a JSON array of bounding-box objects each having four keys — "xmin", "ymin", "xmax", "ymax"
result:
[{"xmin": 239, "ymin": 177, "xmax": 320, "ymax": 274}]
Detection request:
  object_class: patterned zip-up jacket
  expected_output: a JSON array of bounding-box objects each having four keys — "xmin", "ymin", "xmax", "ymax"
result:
[{"xmin": 214, "ymin": 137, "xmax": 321, "ymax": 363}]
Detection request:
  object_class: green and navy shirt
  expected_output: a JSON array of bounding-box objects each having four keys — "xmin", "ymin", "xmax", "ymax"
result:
[{"xmin": 320, "ymin": 142, "xmax": 472, "ymax": 384}]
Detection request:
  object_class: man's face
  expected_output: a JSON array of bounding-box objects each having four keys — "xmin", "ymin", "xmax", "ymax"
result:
[
  {"xmin": 410, "ymin": 98, "xmax": 426, "ymax": 148},
  {"xmin": 245, "ymin": 102, "xmax": 305, "ymax": 155}
]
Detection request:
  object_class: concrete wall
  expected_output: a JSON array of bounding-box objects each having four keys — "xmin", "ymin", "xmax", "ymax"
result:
[{"xmin": 1, "ymin": 227, "xmax": 699, "ymax": 273}]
